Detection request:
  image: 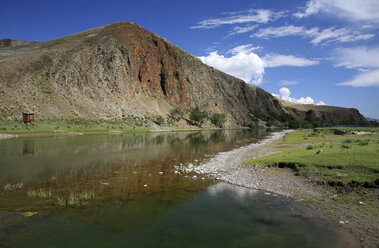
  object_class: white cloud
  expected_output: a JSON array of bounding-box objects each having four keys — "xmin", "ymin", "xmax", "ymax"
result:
[
  {"xmin": 333, "ymin": 47, "xmax": 379, "ymax": 87},
  {"xmin": 227, "ymin": 44, "xmax": 262, "ymax": 54},
  {"xmin": 275, "ymin": 87, "xmax": 319, "ymax": 104},
  {"xmin": 337, "ymin": 69, "xmax": 379, "ymax": 87},
  {"xmin": 263, "ymin": 53, "xmax": 319, "ymax": 67},
  {"xmin": 279, "ymin": 80, "xmax": 299, "ymax": 86},
  {"xmin": 228, "ymin": 24, "xmax": 258, "ymax": 36},
  {"xmin": 191, "ymin": 9, "xmax": 285, "ymax": 29},
  {"xmin": 294, "ymin": 0, "xmax": 379, "ymax": 23},
  {"xmin": 333, "ymin": 47, "xmax": 379, "ymax": 69},
  {"xmin": 198, "ymin": 50, "xmax": 265, "ymax": 84},
  {"xmin": 199, "ymin": 45, "xmax": 319, "ymax": 85},
  {"xmin": 252, "ymin": 25, "xmax": 374, "ymax": 45},
  {"xmin": 310, "ymin": 27, "xmax": 374, "ymax": 45}
]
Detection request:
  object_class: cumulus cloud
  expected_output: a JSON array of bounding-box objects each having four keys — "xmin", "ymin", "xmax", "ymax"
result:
[
  {"xmin": 273, "ymin": 87, "xmax": 326, "ymax": 105},
  {"xmin": 294, "ymin": 0, "xmax": 379, "ymax": 23},
  {"xmin": 252, "ymin": 25, "xmax": 374, "ymax": 45},
  {"xmin": 198, "ymin": 50, "xmax": 265, "ymax": 84},
  {"xmin": 191, "ymin": 9, "xmax": 285, "ymax": 29},
  {"xmin": 198, "ymin": 45, "xmax": 319, "ymax": 85},
  {"xmin": 337, "ymin": 69, "xmax": 379, "ymax": 87},
  {"xmin": 263, "ymin": 53, "xmax": 319, "ymax": 67}
]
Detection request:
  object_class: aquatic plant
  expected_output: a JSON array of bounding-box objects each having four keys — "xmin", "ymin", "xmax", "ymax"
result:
[
  {"xmin": 55, "ymin": 190, "xmax": 95, "ymax": 207},
  {"xmin": 27, "ymin": 188, "xmax": 52, "ymax": 198},
  {"xmin": 3, "ymin": 182, "xmax": 24, "ymax": 191}
]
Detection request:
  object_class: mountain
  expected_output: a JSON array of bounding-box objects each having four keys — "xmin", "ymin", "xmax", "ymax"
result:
[
  {"xmin": 0, "ymin": 22, "xmax": 366, "ymax": 127},
  {"xmin": 366, "ymin": 117, "xmax": 379, "ymax": 122},
  {"xmin": 280, "ymin": 100, "xmax": 366, "ymax": 125}
]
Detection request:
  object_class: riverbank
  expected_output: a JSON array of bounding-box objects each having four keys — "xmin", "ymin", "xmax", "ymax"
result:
[{"xmin": 180, "ymin": 129, "xmax": 378, "ymax": 248}]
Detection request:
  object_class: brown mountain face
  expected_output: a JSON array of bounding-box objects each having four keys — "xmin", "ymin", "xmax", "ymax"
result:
[{"xmin": 0, "ymin": 22, "xmax": 366, "ymax": 126}]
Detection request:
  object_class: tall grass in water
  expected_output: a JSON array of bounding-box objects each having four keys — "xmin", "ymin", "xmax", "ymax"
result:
[
  {"xmin": 56, "ymin": 190, "xmax": 95, "ymax": 207},
  {"xmin": 3, "ymin": 182, "xmax": 24, "ymax": 191},
  {"xmin": 27, "ymin": 188, "xmax": 52, "ymax": 198}
]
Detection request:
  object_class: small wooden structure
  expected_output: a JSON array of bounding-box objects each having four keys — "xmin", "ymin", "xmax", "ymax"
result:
[{"xmin": 22, "ymin": 112, "xmax": 34, "ymax": 123}]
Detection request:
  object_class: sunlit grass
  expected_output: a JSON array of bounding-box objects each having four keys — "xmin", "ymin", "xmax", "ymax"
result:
[{"xmin": 244, "ymin": 128, "xmax": 379, "ymax": 183}]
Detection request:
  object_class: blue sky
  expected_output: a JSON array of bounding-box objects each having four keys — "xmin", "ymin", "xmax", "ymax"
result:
[{"xmin": 1, "ymin": 0, "xmax": 379, "ymax": 118}]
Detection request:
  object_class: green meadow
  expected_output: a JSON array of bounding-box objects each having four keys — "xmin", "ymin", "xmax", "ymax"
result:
[{"xmin": 244, "ymin": 128, "xmax": 379, "ymax": 184}]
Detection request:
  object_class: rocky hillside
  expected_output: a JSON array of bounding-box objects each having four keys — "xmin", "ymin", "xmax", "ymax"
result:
[
  {"xmin": 0, "ymin": 22, "xmax": 365, "ymax": 126},
  {"xmin": 280, "ymin": 100, "xmax": 366, "ymax": 125}
]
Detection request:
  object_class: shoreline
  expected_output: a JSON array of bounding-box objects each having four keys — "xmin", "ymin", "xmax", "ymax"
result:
[
  {"xmin": 178, "ymin": 130, "xmax": 377, "ymax": 248},
  {"xmin": 0, "ymin": 127, "xmax": 256, "ymax": 139}
]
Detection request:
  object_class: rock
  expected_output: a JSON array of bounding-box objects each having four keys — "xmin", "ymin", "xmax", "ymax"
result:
[
  {"xmin": 158, "ymin": 171, "xmax": 163, "ymax": 175},
  {"xmin": 192, "ymin": 175, "xmax": 197, "ymax": 179},
  {"xmin": 187, "ymin": 164, "xmax": 193, "ymax": 169},
  {"xmin": 359, "ymin": 201, "xmax": 364, "ymax": 205},
  {"xmin": 334, "ymin": 129, "xmax": 347, "ymax": 135},
  {"xmin": 143, "ymin": 184, "xmax": 148, "ymax": 187}
]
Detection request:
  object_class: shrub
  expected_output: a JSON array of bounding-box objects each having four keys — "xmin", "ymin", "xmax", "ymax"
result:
[
  {"xmin": 358, "ymin": 140, "xmax": 369, "ymax": 146},
  {"xmin": 211, "ymin": 113, "xmax": 226, "ymax": 128},
  {"xmin": 153, "ymin": 115, "xmax": 165, "ymax": 126},
  {"xmin": 306, "ymin": 145, "xmax": 315, "ymax": 150},
  {"xmin": 341, "ymin": 144, "xmax": 351, "ymax": 149},
  {"xmin": 189, "ymin": 107, "xmax": 208, "ymax": 127},
  {"xmin": 169, "ymin": 107, "xmax": 184, "ymax": 122}
]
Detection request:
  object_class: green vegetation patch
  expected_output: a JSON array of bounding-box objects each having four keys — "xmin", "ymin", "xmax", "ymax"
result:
[{"xmin": 244, "ymin": 128, "xmax": 379, "ymax": 184}]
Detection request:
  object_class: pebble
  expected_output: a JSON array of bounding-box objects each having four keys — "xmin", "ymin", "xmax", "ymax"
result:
[
  {"xmin": 192, "ymin": 175, "xmax": 197, "ymax": 179},
  {"xmin": 264, "ymin": 192, "xmax": 271, "ymax": 195},
  {"xmin": 174, "ymin": 170, "xmax": 179, "ymax": 174},
  {"xmin": 144, "ymin": 184, "xmax": 148, "ymax": 187},
  {"xmin": 194, "ymin": 160, "xmax": 198, "ymax": 162},
  {"xmin": 188, "ymin": 164, "xmax": 194, "ymax": 169},
  {"xmin": 159, "ymin": 172, "xmax": 163, "ymax": 175},
  {"xmin": 113, "ymin": 171, "xmax": 119, "ymax": 174},
  {"xmin": 359, "ymin": 201, "xmax": 364, "ymax": 205},
  {"xmin": 101, "ymin": 182, "xmax": 110, "ymax": 185},
  {"xmin": 184, "ymin": 175, "xmax": 189, "ymax": 179}
]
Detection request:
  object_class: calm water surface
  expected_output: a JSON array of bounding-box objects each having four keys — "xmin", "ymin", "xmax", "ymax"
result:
[{"xmin": 0, "ymin": 130, "xmax": 354, "ymax": 247}]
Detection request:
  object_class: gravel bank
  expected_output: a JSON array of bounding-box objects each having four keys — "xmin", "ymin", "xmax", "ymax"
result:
[{"xmin": 177, "ymin": 130, "xmax": 322, "ymax": 199}]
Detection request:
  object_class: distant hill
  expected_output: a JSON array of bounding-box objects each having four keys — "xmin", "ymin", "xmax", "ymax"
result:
[
  {"xmin": 0, "ymin": 22, "xmax": 366, "ymax": 127},
  {"xmin": 280, "ymin": 100, "xmax": 366, "ymax": 125},
  {"xmin": 366, "ymin": 117, "xmax": 379, "ymax": 122}
]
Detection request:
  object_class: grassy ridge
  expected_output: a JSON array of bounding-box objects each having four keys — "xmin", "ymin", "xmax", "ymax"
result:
[{"xmin": 244, "ymin": 128, "xmax": 379, "ymax": 184}]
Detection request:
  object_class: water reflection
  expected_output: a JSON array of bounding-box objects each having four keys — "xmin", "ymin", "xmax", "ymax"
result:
[
  {"xmin": 0, "ymin": 130, "xmax": 264, "ymax": 185},
  {"xmin": 22, "ymin": 140, "xmax": 34, "ymax": 156}
]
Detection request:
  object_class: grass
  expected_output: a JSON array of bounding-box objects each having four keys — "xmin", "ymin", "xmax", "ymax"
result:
[
  {"xmin": 3, "ymin": 183, "xmax": 24, "ymax": 191},
  {"xmin": 0, "ymin": 120, "xmax": 150, "ymax": 134},
  {"xmin": 27, "ymin": 188, "xmax": 52, "ymax": 198},
  {"xmin": 56, "ymin": 190, "xmax": 95, "ymax": 207},
  {"xmin": 25, "ymin": 187, "xmax": 96, "ymax": 207},
  {"xmin": 244, "ymin": 128, "xmax": 379, "ymax": 184}
]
